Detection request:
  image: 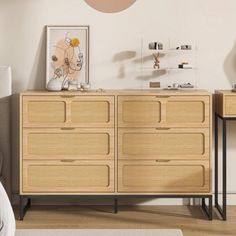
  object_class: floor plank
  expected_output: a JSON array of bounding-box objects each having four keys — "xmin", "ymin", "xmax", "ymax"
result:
[{"xmin": 15, "ymin": 206, "xmax": 236, "ymax": 236}]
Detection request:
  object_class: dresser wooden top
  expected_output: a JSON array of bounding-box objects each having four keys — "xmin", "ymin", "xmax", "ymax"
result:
[{"xmin": 20, "ymin": 89, "xmax": 211, "ymax": 96}]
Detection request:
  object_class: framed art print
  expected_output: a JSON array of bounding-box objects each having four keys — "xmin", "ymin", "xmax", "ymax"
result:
[{"xmin": 46, "ymin": 25, "xmax": 89, "ymax": 90}]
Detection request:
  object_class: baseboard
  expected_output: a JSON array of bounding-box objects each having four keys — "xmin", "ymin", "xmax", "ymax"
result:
[{"xmin": 11, "ymin": 193, "xmax": 236, "ymax": 206}]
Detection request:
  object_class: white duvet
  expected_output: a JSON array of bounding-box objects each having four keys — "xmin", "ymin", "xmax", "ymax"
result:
[{"xmin": 0, "ymin": 183, "xmax": 15, "ymax": 236}]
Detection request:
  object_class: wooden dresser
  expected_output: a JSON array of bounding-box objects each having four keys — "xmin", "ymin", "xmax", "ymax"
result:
[{"xmin": 19, "ymin": 90, "xmax": 212, "ymax": 219}]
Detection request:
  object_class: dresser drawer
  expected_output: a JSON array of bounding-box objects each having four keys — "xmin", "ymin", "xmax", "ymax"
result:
[
  {"xmin": 118, "ymin": 95, "xmax": 210, "ymax": 127},
  {"xmin": 214, "ymin": 91, "xmax": 236, "ymax": 117},
  {"xmin": 22, "ymin": 160, "xmax": 114, "ymax": 193},
  {"xmin": 70, "ymin": 96, "xmax": 114, "ymax": 127},
  {"xmin": 224, "ymin": 95, "xmax": 236, "ymax": 115},
  {"xmin": 22, "ymin": 96, "xmax": 66, "ymax": 127},
  {"xmin": 118, "ymin": 128, "xmax": 209, "ymax": 160},
  {"xmin": 23, "ymin": 128, "xmax": 114, "ymax": 160},
  {"xmin": 22, "ymin": 95, "xmax": 114, "ymax": 127},
  {"xmin": 118, "ymin": 96, "xmax": 161, "ymax": 127},
  {"xmin": 215, "ymin": 92, "xmax": 236, "ymax": 117},
  {"xmin": 118, "ymin": 160, "xmax": 210, "ymax": 193},
  {"xmin": 165, "ymin": 96, "xmax": 210, "ymax": 127}
]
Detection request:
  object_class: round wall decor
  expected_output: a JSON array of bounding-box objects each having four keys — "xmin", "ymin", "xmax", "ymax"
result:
[{"xmin": 85, "ymin": 0, "xmax": 136, "ymax": 13}]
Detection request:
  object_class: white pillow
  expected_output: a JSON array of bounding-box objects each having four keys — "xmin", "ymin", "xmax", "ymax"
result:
[
  {"xmin": 0, "ymin": 66, "xmax": 12, "ymax": 99},
  {"xmin": 0, "ymin": 183, "xmax": 15, "ymax": 236}
]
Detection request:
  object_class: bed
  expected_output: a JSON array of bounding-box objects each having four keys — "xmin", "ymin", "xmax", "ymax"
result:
[
  {"xmin": 0, "ymin": 66, "xmax": 14, "ymax": 235},
  {"xmin": 0, "ymin": 181, "xmax": 15, "ymax": 236}
]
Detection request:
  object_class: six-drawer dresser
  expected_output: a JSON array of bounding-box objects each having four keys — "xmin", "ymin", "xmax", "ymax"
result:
[{"xmin": 19, "ymin": 90, "xmax": 212, "ymax": 220}]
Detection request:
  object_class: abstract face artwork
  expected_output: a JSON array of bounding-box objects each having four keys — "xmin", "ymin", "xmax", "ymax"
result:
[
  {"xmin": 46, "ymin": 26, "xmax": 89, "ymax": 90},
  {"xmin": 52, "ymin": 36, "xmax": 83, "ymax": 82},
  {"xmin": 85, "ymin": 0, "xmax": 136, "ymax": 13}
]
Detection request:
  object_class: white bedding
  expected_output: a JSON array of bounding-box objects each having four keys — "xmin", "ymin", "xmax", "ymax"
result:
[{"xmin": 0, "ymin": 183, "xmax": 15, "ymax": 236}]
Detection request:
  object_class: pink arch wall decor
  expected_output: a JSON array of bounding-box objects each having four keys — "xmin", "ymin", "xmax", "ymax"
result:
[{"xmin": 85, "ymin": 0, "xmax": 136, "ymax": 13}]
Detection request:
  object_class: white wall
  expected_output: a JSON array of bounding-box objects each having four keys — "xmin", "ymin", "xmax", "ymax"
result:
[{"xmin": 1, "ymin": 0, "xmax": 236, "ymax": 204}]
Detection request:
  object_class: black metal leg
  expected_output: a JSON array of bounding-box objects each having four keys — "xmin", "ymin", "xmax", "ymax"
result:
[
  {"xmin": 222, "ymin": 118, "xmax": 227, "ymax": 220},
  {"xmin": 19, "ymin": 196, "xmax": 31, "ymax": 221},
  {"xmin": 215, "ymin": 115, "xmax": 227, "ymax": 221},
  {"xmin": 17, "ymin": 195, "xmax": 213, "ymax": 220},
  {"xmin": 19, "ymin": 195, "xmax": 24, "ymax": 220},
  {"xmin": 114, "ymin": 198, "xmax": 118, "ymax": 214},
  {"xmin": 202, "ymin": 196, "xmax": 213, "ymax": 220},
  {"xmin": 215, "ymin": 114, "xmax": 219, "ymax": 206}
]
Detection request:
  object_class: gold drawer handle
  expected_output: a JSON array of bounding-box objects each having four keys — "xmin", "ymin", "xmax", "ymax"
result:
[
  {"xmin": 60, "ymin": 95, "xmax": 76, "ymax": 98},
  {"xmin": 60, "ymin": 159, "xmax": 76, "ymax": 162},
  {"xmin": 155, "ymin": 128, "xmax": 170, "ymax": 130},
  {"xmin": 156, "ymin": 159, "xmax": 170, "ymax": 162},
  {"xmin": 155, "ymin": 96, "xmax": 170, "ymax": 98},
  {"xmin": 60, "ymin": 127, "xmax": 75, "ymax": 130}
]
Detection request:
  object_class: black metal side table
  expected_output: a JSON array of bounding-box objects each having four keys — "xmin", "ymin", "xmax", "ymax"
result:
[{"xmin": 214, "ymin": 90, "xmax": 236, "ymax": 220}]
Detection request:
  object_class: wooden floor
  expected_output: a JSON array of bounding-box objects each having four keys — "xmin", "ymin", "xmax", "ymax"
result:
[{"xmin": 16, "ymin": 205, "xmax": 236, "ymax": 236}]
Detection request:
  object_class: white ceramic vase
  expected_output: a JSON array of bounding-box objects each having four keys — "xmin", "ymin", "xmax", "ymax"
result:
[{"xmin": 46, "ymin": 77, "xmax": 63, "ymax": 91}]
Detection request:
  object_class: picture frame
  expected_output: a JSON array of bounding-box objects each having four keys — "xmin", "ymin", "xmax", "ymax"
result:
[{"xmin": 46, "ymin": 25, "xmax": 89, "ymax": 90}]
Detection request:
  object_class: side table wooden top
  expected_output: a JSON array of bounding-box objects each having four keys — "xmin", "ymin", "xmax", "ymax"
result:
[{"xmin": 215, "ymin": 90, "xmax": 236, "ymax": 117}]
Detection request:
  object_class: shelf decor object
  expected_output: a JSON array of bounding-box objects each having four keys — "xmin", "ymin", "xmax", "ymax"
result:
[
  {"xmin": 46, "ymin": 26, "xmax": 89, "ymax": 91},
  {"xmin": 85, "ymin": 0, "xmax": 136, "ymax": 13},
  {"xmin": 19, "ymin": 90, "xmax": 212, "ymax": 221},
  {"xmin": 141, "ymin": 39, "xmax": 197, "ymax": 88}
]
